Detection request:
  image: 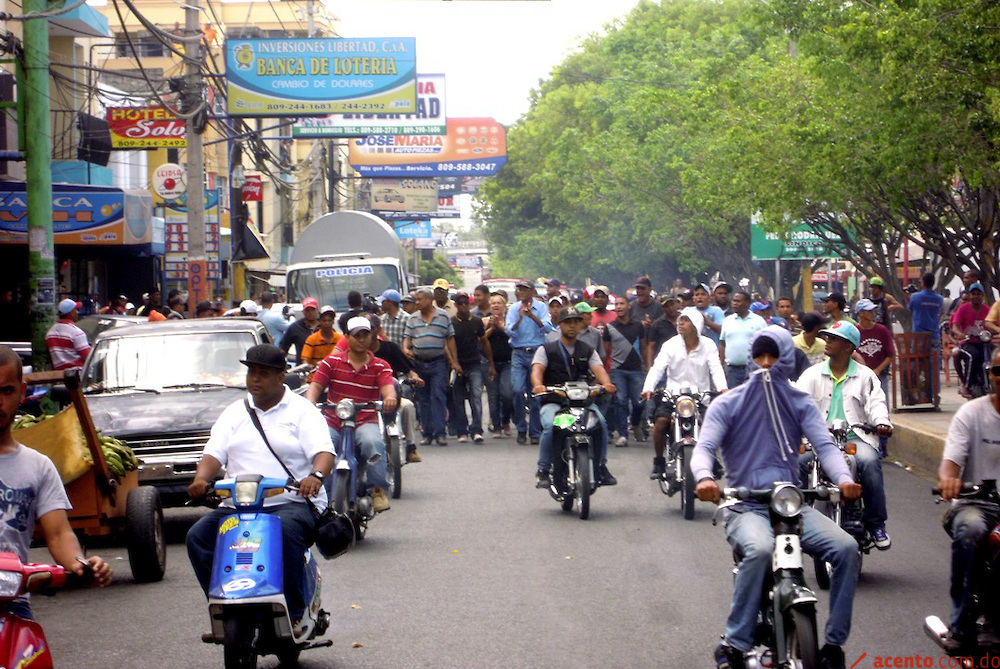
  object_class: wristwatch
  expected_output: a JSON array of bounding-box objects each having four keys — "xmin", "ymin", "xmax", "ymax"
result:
[{"xmin": 310, "ymin": 470, "xmax": 325, "ymax": 482}]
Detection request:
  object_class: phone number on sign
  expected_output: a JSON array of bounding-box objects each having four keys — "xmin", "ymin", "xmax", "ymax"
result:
[{"xmin": 435, "ymin": 162, "xmax": 498, "ymax": 173}]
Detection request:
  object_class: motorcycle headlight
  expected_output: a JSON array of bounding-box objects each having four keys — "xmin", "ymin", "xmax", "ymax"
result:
[
  {"xmin": 770, "ymin": 484, "xmax": 805, "ymax": 517},
  {"xmin": 335, "ymin": 399, "xmax": 355, "ymax": 420},
  {"xmin": 234, "ymin": 481, "xmax": 260, "ymax": 505},
  {"xmin": 676, "ymin": 397, "xmax": 697, "ymax": 419},
  {"xmin": 0, "ymin": 570, "xmax": 21, "ymax": 597},
  {"xmin": 566, "ymin": 387, "xmax": 589, "ymax": 402}
]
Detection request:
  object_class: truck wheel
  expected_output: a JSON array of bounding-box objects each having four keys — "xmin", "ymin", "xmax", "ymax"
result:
[{"xmin": 126, "ymin": 486, "xmax": 166, "ymax": 583}]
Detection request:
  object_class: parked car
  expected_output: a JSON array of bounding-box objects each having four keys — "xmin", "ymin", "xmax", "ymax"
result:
[
  {"xmin": 80, "ymin": 318, "xmax": 273, "ymax": 506},
  {"xmin": 76, "ymin": 314, "xmax": 147, "ymax": 344}
]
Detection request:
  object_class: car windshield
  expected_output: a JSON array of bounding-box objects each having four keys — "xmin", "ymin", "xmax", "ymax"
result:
[
  {"xmin": 287, "ymin": 264, "xmax": 400, "ymax": 313},
  {"xmin": 82, "ymin": 332, "xmax": 255, "ymax": 393}
]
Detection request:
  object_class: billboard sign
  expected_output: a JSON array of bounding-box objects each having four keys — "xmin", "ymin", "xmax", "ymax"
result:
[
  {"xmin": 348, "ymin": 117, "xmax": 506, "ymax": 177},
  {"xmin": 437, "ymin": 176, "xmax": 484, "ymax": 196},
  {"xmin": 0, "ymin": 183, "xmax": 154, "ymax": 245},
  {"xmin": 370, "ymin": 178, "xmax": 437, "ymax": 212},
  {"xmin": 107, "ymin": 107, "xmax": 186, "ymax": 148},
  {"xmin": 225, "ymin": 37, "xmax": 417, "ymax": 116},
  {"xmin": 393, "ymin": 220, "xmax": 432, "ymax": 239},
  {"xmin": 293, "ymin": 73, "xmax": 446, "ymax": 138},
  {"xmin": 750, "ymin": 218, "xmax": 846, "ymax": 260},
  {"xmin": 241, "ymin": 175, "xmax": 263, "ymax": 202},
  {"xmin": 164, "ymin": 190, "xmax": 222, "ymax": 280}
]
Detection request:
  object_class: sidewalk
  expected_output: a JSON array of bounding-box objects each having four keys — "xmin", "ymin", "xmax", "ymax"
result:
[{"xmin": 889, "ymin": 379, "xmax": 966, "ymax": 479}]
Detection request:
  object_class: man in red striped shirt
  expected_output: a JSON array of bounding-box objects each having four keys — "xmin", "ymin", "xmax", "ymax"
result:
[
  {"xmin": 306, "ymin": 316, "xmax": 397, "ymax": 513},
  {"xmin": 45, "ymin": 299, "xmax": 91, "ymax": 370}
]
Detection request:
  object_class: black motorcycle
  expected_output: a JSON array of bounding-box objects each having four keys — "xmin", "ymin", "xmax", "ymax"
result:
[
  {"xmin": 715, "ymin": 483, "xmax": 836, "ymax": 669},
  {"xmin": 803, "ymin": 419, "xmax": 875, "ymax": 589},
  {"xmin": 958, "ymin": 329, "xmax": 994, "ymax": 399},
  {"xmin": 537, "ymin": 381, "xmax": 608, "ymax": 520},
  {"xmin": 654, "ymin": 388, "xmax": 717, "ymax": 520},
  {"xmin": 924, "ymin": 480, "xmax": 1000, "ymax": 658}
]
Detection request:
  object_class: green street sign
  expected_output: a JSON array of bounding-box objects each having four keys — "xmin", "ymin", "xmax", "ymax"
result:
[{"xmin": 750, "ymin": 220, "xmax": 846, "ymax": 260}]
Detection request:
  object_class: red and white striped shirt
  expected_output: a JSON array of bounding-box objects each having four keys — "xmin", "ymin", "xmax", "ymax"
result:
[
  {"xmin": 312, "ymin": 349, "xmax": 393, "ymax": 430},
  {"xmin": 45, "ymin": 319, "xmax": 91, "ymax": 370}
]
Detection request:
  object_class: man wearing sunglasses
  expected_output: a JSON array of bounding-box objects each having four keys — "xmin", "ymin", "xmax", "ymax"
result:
[{"xmin": 936, "ymin": 349, "xmax": 1000, "ymax": 653}]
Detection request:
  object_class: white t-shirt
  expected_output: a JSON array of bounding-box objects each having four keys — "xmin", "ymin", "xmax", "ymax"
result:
[
  {"xmin": 0, "ymin": 445, "xmax": 71, "ymax": 564},
  {"xmin": 205, "ymin": 388, "xmax": 335, "ymax": 509},
  {"xmin": 942, "ymin": 396, "xmax": 1000, "ymax": 483}
]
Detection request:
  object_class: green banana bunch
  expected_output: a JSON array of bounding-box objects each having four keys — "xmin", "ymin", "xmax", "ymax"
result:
[{"xmin": 11, "ymin": 414, "xmax": 51, "ymax": 430}]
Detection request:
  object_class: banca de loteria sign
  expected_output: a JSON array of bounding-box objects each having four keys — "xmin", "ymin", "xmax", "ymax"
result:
[{"xmin": 226, "ymin": 37, "xmax": 417, "ymax": 116}]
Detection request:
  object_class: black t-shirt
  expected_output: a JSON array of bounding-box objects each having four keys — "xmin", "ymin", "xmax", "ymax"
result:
[
  {"xmin": 648, "ymin": 316, "xmax": 677, "ymax": 357},
  {"xmin": 487, "ymin": 324, "xmax": 512, "ymax": 364},
  {"xmin": 603, "ymin": 319, "xmax": 645, "ymax": 371},
  {"xmin": 452, "ymin": 315, "xmax": 485, "ymax": 367},
  {"xmin": 373, "ymin": 339, "xmax": 411, "ymax": 377},
  {"xmin": 281, "ymin": 318, "xmax": 317, "ymax": 363}
]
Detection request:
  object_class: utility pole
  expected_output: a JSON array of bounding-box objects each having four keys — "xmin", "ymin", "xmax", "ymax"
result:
[
  {"xmin": 23, "ymin": 0, "xmax": 56, "ymax": 370},
  {"xmin": 185, "ymin": 0, "xmax": 206, "ymax": 314}
]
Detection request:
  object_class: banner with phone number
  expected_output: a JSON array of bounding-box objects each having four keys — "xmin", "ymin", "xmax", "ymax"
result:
[{"xmin": 348, "ymin": 117, "xmax": 506, "ymax": 177}]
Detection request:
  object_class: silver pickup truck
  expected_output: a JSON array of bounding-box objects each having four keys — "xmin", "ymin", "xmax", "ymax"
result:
[{"xmin": 80, "ymin": 318, "xmax": 274, "ymax": 506}]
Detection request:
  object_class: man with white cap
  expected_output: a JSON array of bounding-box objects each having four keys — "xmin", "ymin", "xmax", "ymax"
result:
[
  {"xmin": 45, "ymin": 299, "xmax": 90, "ymax": 370},
  {"xmin": 306, "ymin": 316, "xmax": 397, "ymax": 513},
  {"xmin": 796, "ymin": 320, "xmax": 894, "ymax": 550}
]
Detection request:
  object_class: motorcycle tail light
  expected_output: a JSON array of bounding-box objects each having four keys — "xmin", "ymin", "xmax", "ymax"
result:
[
  {"xmin": 845, "ymin": 443, "xmax": 857, "ymax": 455},
  {"xmin": 0, "ymin": 570, "xmax": 22, "ymax": 597},
  {"xmin": 234, "ymin": 481, "xmax": 260, "ymax": 504},
  {"xmin": 770, "ymin": 484, "xmax": 804, "ymax": 517},
  {"xmin": 676, "ymin": 397, "xmax": 697, "ymax": 418},
  {"xmin": 335, "ymin": 399, "xmax": 355, "ymax": 420}
]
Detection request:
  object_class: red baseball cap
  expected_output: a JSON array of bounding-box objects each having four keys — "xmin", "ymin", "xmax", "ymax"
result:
[{"xmin": 301, "ymin": 297, "xmax": 319, "ymax": 309}]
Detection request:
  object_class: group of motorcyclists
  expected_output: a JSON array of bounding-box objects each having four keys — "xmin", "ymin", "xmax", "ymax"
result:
[{"xmin": 6, "ymin": 268, "xmax": 1000, "ymax": 668}]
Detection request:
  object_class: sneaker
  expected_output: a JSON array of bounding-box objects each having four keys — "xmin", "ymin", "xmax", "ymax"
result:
[
  {"xmin": 650, "ymin": 456, "xmax": 667, "ymax": 479},
  {"xmin": 818, "ymin": 644, "xmax": 845, "ymax": 669},
  {"xmin": 535, "ymin": 469, "xmax": 550, "ymax": 489},
  {"xmin": 713, "ymin": 642, "xmax": 746, "ymax": 669},
  {"xmin": 420, "ymin": 436, "xmax": 432, "ymax": 446},
  {"xmin": 940, "ymin": 631, "xmax": 972, "ymax": 655},
  {"xmin": 372, "ymin": 487, "xmax": 390, "ymax": 513},
  {"xmin": 598, "ymin": 464, "xmax": 617, "ymax": 486},
  {"xmin": 491, "ymin": 431, "xmax": 502, "ymax": 439},
  {"xmin": 614, "ymin": 436, "xmax": 628, "ymax": 448},
  {"xmin": 436, "ymin": 436, "xmax": 448, "ymax": 446},
  {"xmin": 632, "ymin": 424, "xmax": 646, "ymax": 443},
  {"xmin": 458, "ymin": 435, "xmax": 468, "ymax": 443},
  {"xmin": 530, "ymin": 437, "xmax": 539, "ymax": 445},
  {"xmin": 405, "ymin": 445, "xmax": 422, "ymax": 463},
  {"xmin": 517, "ymin": 432, "xmax": 527, "ymax": 445},
  {"xmin": 502, "ymin": 424, "xmax": 512, "ymax": 436},
  {"xmin": 473, "ymin": 434, "xmax": 484, "ymax": 444},
  {"xmin": 871, "ymin": 528, "xmax": 892, "ymax": 550}
]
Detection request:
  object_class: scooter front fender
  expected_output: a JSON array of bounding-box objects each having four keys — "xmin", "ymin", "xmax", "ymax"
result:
[
  {"xmin": 0, "ymin": 612, "xmax": 53, "ymax": 669},
  {"xmin": 774, "ymin": 576, "xmax": 818, "ymax": 612},
  {"xmin": 208, "ymin": 512, "xmax": 284, "ymax": 600}
]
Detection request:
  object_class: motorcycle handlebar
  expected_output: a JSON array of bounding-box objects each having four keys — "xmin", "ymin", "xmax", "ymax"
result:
[
  {"xmin": 721, "ymin": 485, "xmax": 838, "ymax": 502},
  {"xmin": 532, "ymin": 384, "xmax": 607, "ymax": 398}
]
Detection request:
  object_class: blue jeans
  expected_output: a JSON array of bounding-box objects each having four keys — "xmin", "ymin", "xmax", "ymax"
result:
[
  {"xmin": 451, "ymin": 362, "xmax": 485, "ymax": 437},
  {"xmin": 725, "ymin": 364, "xmax": 749, "ymax": 388},
  {"xmin": 326, "ymin": 422, "xmax": 389, "ymax": 491},
  {"xmin": 511, "ymin": 349, "xmax": 541, "ymax": 438},
  {"xmin": 537, "ymin": 402, "xmax": 609, "ymax": 471},
  {"xmin": 186, "ymin": 502, "xmax": 316, "ymax": 621},
  {"xmin": 413, "ymin": 357, "xmax": 449, "ymax": 439},
  {"xmin": 945, "ymin": 502, "xmax": 1000, "ymax": 641},
  {"xmin": 608, "ymin": 368, "xmax": 644, "ymax": 438},
  {"xmin": 799, "ymin": 444, "xmax": 887, "ymax": 532},
  {"xmin": 723, "ymin": 505, "xmax": 858, "ymax": 651},
  {"xmin": 485, "ymin": 360, "xmax": 513, "ymax": 430}
]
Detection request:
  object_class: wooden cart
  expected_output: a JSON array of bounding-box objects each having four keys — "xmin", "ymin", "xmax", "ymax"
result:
[{"xmin": 21, "ymin": 369, "xmax": 166, "ymax": 583}]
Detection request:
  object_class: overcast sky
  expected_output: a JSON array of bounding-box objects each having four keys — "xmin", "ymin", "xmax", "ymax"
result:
[{"xmin": 327, "ymin": 0, "xmax": 644, "ymax": 125}]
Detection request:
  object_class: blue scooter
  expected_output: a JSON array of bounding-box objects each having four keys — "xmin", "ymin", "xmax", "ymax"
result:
[{"xmin": 201, "ymin": 475, "xmax": 332, "ymax": 669}]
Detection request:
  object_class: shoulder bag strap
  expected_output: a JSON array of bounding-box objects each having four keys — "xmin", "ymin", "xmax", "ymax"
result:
[{"xmin": 243, "ymin": 399, "xmax": 323, "ymax": 516}]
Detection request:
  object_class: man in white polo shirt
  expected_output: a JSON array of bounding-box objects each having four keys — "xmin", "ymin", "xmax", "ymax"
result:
[
  {"xmin": 186, "ymin": 344, "xmax": 335, "ymax": 629},
  {"xmin": 718, "ymin": 290, "xmax": 766, "ymax": 388}
]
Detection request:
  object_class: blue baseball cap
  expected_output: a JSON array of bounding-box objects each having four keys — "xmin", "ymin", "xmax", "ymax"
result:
[
  {"xmin": 820, "ymin": 321, "xmax": 861, "ymax": 348},
  {"xmin": 969, "ymin": 282, "xmax": 985, "ymax": 293},
  {"xmin": 380, "ymin": 289, "xmax": 402, "ymax": 304}
]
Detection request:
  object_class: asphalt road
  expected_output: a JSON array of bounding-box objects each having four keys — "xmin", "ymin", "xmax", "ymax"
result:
[{"xmin": 31, "ymin": 436, "xmax": 956, "ymax": 669}]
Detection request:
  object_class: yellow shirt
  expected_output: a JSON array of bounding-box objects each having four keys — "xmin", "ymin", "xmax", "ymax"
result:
[{"xmin": 793, "ymin": 332, "xmax": 826, "ymax": 366}]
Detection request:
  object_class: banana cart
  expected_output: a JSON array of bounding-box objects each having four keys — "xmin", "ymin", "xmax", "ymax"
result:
[{"xmin": 19, "ymin": 369, "xmax": 166, "ymax": 583}]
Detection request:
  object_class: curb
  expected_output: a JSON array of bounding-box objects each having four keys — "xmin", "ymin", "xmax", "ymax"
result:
[{"xmin": 889, "ymin": 422, "xmax": 944, "ymax": 480}]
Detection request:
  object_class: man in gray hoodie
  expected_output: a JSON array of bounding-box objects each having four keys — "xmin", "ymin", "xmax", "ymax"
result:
[{"xmin": 692, "ymin": 326, "xmax": 862, "ymax": 669}]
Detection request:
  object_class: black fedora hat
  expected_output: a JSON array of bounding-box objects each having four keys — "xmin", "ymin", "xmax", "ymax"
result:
[{"xmin": 240, "ymin": 344, "xmax": 287, "ymax": 371}]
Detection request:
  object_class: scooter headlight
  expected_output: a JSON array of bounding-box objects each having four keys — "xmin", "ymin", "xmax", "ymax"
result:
[
  {"xmin": 676, "ymin": 397, "xmax": 697, "ymax": 419},
  {"xmin": 234, "ymin": 481, "xmax": 261, "ymax": 505},
  {"xmin": 770, "ymin": 484, "xmax": 805, "ymax": 517},
  {"xmin": 0, "ymin": 570, "xmax": 21, "ymax": 597},
  {"xmin": 335, "ymin": 399, "xmax": 355, "ymax": 420},
  {"xmin": 566, "ymin": 387, "xmax": 589, "ymax": 402}
]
